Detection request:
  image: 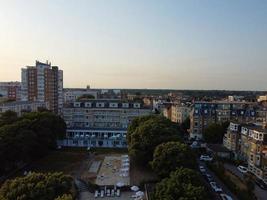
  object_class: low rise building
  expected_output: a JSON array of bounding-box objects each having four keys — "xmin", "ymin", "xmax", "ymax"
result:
[
  {"xmin": 0, "ymin": 82, "xmax": 21, "ymax": 101},
  {"xmin": 0, "ymin": 101, "xmax": 49, "ymax": 116},
  {"xmin": 59, "ymin": 100, "xmax": 151, "ymax": 148},
  {"xmin": 63, "ymin": 88, "xmax": 98, "ymax": 102}
]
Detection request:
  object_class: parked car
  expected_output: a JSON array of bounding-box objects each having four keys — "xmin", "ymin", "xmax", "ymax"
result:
[
  {"xmin": 199, "ymin": 165, "xmax": 206, "ymax": 173},
  {"xmin": 220, "ymin": 193, "xmax": 233, "ymax": 200},
  {"xmin": 210, "ymin": 182, "xmax": 223, "ymax": 193},
  {"xmin": 237, "ymin": 165, "xmax": 248, "ymax": 174},
  {"xmin": 255, "ymin": 179, "xmax": 267, "ymax": 190},
  {"xmin": 205, "ymin": 173, "xmax": 213, "ymax": 182},
  {"xmin": 200, "ymin": 155, "xmax": 213, "ymax": 161}
]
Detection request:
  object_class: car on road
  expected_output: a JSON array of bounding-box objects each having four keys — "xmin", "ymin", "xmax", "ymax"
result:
[
  {"xmin": 205, "ymin": 173, "xmax": 213, "ymax": 182},
  {"xmin": 220, "ymin": 193, "xmax": 233, "ymax": 200},
  {"xmin": 200, "ymin": 155, "xmax": 213, "ymax": 161},
  {"xmin": 237, "ymin": 165, "xmax": 248, "ymax": 174},
  {"xmin": 210, "ymin": 182, "xmax": 223, "ymax": 193},
  {"xmin": 255, "ymin": 178, "xmax": 267, "ymax": 190},
  {"xmin": 199, "ymin": 165, "xmax": 206, "ymax": 173}
]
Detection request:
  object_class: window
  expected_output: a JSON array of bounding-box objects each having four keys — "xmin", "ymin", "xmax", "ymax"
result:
[{"xmin": 250, "ymin": 154, "xmax": 254, "ymax": 161}]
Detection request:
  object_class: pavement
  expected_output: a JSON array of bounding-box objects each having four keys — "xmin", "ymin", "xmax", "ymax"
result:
[
  {"xmin": 199, "ymin": 161, "xmax": 238, "ymax": 200},
  {"xmin": 224, "ymin": 163, "xmax": 267, "ymax": 200},
  {"xmin": 75, "ymin": 179, "xmax": 94, "ymax": 200}
]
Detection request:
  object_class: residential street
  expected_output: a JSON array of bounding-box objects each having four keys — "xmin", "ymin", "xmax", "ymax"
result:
[
  {"xmin": 224, "ymin": 163, "xmax": 267, "ymax": 200},
  {"xmin": 199, "ymin": 161, "xmax": 238, "ymax": 200}
]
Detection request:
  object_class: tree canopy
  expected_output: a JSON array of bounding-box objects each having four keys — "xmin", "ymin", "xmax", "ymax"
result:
[
  {"xmin": 203, "ymin": 122, "xmax": 229, "ymax": 144},
  {"xmin": 127, "ymin": 115, "xmax": 181, "ymax": 165},
  {"xmin": 0, "ymin": 172, "xmax": 73, "ymax": 200},
  {"xmin": 152, "ymin": 168, "xmax": 208, "ymax": 200},
  {"xmin": 77, "ymin": 94, "xmax": 95, "ymax": 100},
  {"xmin": 151, "ymin": 141, "xmax": 197, "ymax": 177},
  {"xmin": 0, "ymin": 110, "xmax": 18, "ymax": 126},
  {"xmin": 0, "ymin": 111, "xmax": 66, "ymax": 175}
]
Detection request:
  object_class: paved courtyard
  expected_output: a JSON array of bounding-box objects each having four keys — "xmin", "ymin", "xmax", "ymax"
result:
[{"xmin": 95, "ymin": 155, "xmax": 130, "ymax": 186}]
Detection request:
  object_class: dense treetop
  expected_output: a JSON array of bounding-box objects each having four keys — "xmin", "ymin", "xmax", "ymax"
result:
[
  {"xmin": 0, "ymin": 172, "xmax": 73, "ymax": 200},
  {"xmin": 152, "ymin": 168, "xmax": 208, "ymax": 200},
  {"xmin": 203, "ymin": 122, "xmax": 229, "ymax": 144},
  {"xmin": 151, "ymin": 141, "xmax": 197, "ymax": 177},
  {"xmin": 127, "ymin": 115, "xmax": 181, "ymax": 165},
  {"xmin": 0, "ymin": 111, "xmax": 66, "ymax": 175}
]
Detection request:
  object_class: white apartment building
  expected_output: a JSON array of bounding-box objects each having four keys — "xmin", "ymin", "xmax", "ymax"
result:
[
  {"xmin": 58, "ymin": 100, "xmax": 151, "ymax": 148},
  {"xmin": 0, "ymin": 101, "xmax": 49, "ymax": 116}
]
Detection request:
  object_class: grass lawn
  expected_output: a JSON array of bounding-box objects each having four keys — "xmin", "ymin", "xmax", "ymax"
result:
[
  {"xmin": 91, "ymin": 147, "xmax": 128, "ymax": 154},
  {"xmin": 27, "ymin": 150, "xmax": 88, "ymax": 175}
]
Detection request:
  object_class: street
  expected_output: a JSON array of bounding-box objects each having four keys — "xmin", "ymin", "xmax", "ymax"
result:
[
  {"xmin": 199, "ymin": 161, "xmax": 238, "ymax": 200},
  {"xmin": 224, "ymin": 163, "xmax": 267, "ymax": 200}
]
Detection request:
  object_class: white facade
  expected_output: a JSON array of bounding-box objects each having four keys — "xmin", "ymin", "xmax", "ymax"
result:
[
  {"xmin": 0, "ymin": 101, "xmax": 49, "ymax": 116},
  {"xmin": 37, "ymin": 64, "xmax": 49, "ymax": 102},
  {"xmin": 59, "ymin": 100, "xmax": 152, "ymax": 148},
  {"xmin": 21, "ymin": 69, "xmax": 28, "ymax": 101}
]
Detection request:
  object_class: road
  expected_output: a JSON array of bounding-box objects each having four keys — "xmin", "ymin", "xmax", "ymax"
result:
[
  {"xmin": 224, "ymin": 163, "xmax": 267, "ymax": 200},
  {"xmin": 74, "ymin": 179, "xmax": 94, "ymax": 200},
  {"xmin": 199, "ymin": 161, "xmax": 238, "ymax": 200}
]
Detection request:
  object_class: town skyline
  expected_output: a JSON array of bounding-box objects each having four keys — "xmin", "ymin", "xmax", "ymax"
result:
[{"xmin": 0, "ymin": 0, "xmax": 267, "ymax": 90}]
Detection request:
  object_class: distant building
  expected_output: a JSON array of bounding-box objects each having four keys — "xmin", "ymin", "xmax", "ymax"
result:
[
  {"xmin": 228, "ymin": 95, "xmax": 244, "ymax": 102},
  {"xmin": 0, "ymin": 82, "xmax": 21, "ymax": 101},
  {"xmin": 0, "ymin": 101, "xmax": 49, "ymax": 116},
  {"xmin": 190, "ymin": 101, "xmax": 257, "ymax": 139},
  {"xmin": 21, "ymin": 61, "xmax": 63, "ymax": 114},
  {"xmin": 163, "ymin": 103, "xmax": 190, "ymax": 124},
  {"xmin": 258, "ymin": 95, "xmax": 267, "ymax": 102},
  {"xmin": 63, "ymin": 88, "xmax": 98, "ymax": 103},
  {"xmin": 58, "ymin": 99, "xmax": 152, "ymax": 148}
]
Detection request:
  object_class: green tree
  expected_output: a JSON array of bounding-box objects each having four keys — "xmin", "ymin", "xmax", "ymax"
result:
[
  {"xmin": 127, "ymin": 115, "xmax": 181, "ymax": 165},
  {"xmin": 203, "ymin": 122, "xmax": 229, "ymax": 143},
  {"xmin": 151, "ymin": 141, "xmax": 197, "ymax": 177},
  {"xmin": 77, "ymin": 94, "xmax": 95, "ymax": 100},
  {"xmin": 0, "ymin": 172, "xmax": 73, "ymax": 200},
  {"xmin": 0, "ymin": 111, "xmax": 66, "ymax": 175},
  {"xmin": 0, "ymin": 111, "xmax": 18, "ymax": 127},
  {"xmin": 181, "ymin": 117, "xmax": 190, "ymax": 131},
  {"xmin": 153, "ymin": 168, "xmax": 208, "ymax": 200}
]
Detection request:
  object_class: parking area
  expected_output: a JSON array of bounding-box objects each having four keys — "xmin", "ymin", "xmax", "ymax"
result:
[{"xmin": 198, "ymin": 160, "xmax": 238, "ymax": 200}]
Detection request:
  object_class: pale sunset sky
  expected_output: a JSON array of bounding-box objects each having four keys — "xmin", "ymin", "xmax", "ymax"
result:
[{"xmin": 0, "ymin": 0, "xmax": 266, "ymax": 90}]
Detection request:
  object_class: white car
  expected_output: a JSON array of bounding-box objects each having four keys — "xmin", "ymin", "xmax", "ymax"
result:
[
  {"xmin": 199, "ymin": 166, "xmax": 206, "ymax": 173},
  {"xmin": 220, "ymin": 194, "xmax": 233, "ymax": 200},
  {"xmin": 210, "ymin": 182, "xmax": 223, "ymax": 193},
  {"xmin": 200, "ymin": 155, "xmax": 213, "ymax": 161},
  {"xmin": 237, "ymin": 165, "xmax": 248, "ymax": 174}
]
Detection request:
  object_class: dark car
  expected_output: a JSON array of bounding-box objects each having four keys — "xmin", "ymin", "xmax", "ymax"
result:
[{"xmin": 255, "ymin": 179, "xmax": 267, "ymax": 190}]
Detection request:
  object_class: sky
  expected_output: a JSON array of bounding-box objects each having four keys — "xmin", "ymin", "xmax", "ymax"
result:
[{"xmin": 0, "ymin": 0, "xmax": 266, "ymax": 90}]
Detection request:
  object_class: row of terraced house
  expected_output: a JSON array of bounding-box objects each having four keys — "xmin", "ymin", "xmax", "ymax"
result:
[{"xmin": 224, "ymin": 122, "xmax": 267, "ymax": 184}]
